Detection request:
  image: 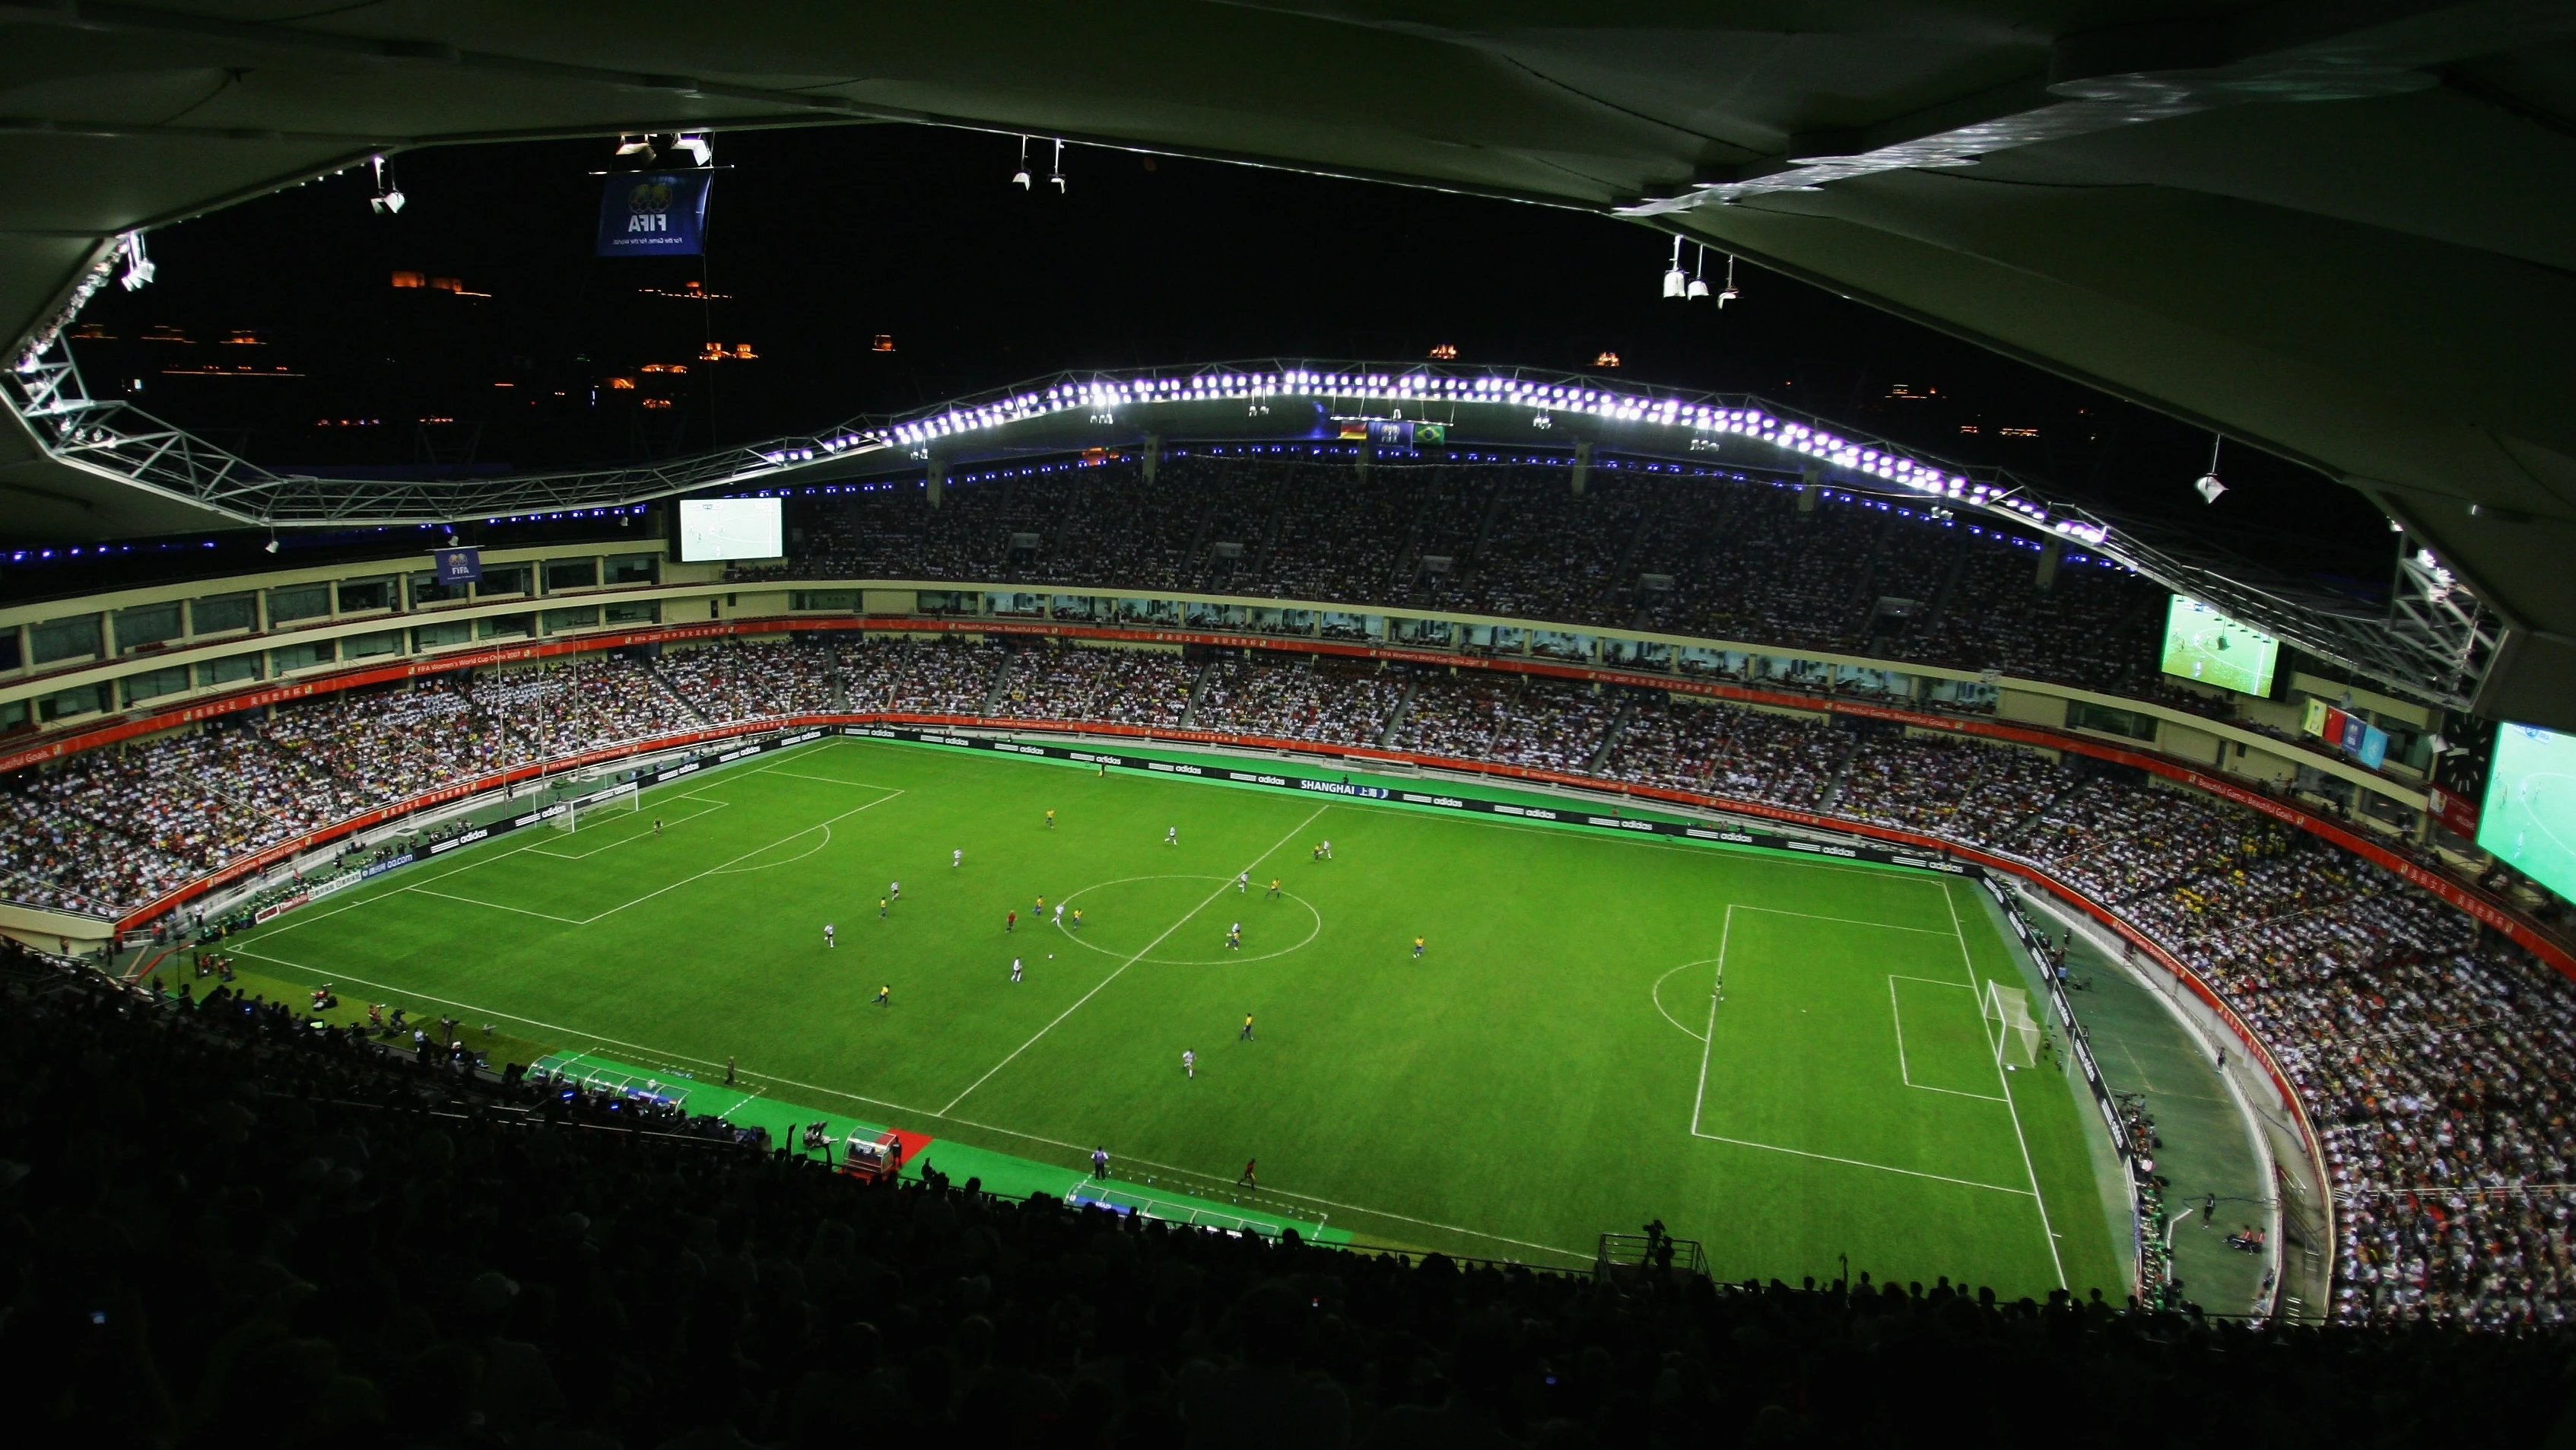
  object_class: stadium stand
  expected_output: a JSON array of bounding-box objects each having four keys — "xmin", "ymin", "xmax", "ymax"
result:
[
  {"xmin": 2, "ymin": 633, "xmax": 2567, "ymax": 1328},
  {"xmin": 745, "ymin": 454, "xmax": 2177, "ymax": 701},
  {"xmin": 4, "ymin": 946, "xmax": 2567, "ymax": 1447}
]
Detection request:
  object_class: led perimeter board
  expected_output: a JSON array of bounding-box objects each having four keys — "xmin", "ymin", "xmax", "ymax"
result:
[
  {"xmin": 2479, "ymin": 722, "xmax": 2576, "ymax": 901},
  {"xmin": 2160, "ymin": 595, "xmax": 2280, "ymax": 696},
  {"xmin": 678, "ymin": 498, "xmax": 783, "ymax": 562}
]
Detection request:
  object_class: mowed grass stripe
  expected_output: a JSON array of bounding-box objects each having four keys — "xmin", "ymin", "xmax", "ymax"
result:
[{"xmin": 229, "ymin": 735, "xmax": 2122, "ymax": 1296}]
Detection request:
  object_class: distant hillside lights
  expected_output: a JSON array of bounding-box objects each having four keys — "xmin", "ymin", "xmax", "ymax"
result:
[{"xmin": 388, "ymin": 272, "xmax": 488, "ymax": 297}]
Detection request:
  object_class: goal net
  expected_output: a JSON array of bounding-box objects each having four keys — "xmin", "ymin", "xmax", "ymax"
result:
[
  {"xmin": 554, "ymin": 787, "xmax": 640, "ymax": 832},
  {"xmin": 1984, "ymin": 981, "xmax": 2041, "ymax": 1068}
]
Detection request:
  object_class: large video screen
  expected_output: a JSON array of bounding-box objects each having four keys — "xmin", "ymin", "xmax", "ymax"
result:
[
  {"xmin": 2159, "ymin": 595, "xmax": 2280, "ymax": 696},
  {"xmin": 2479, "ymin": 722, "xmax": 2576, "ymax": 901},
  {"xmin": 678, "ymin": 498, "xmax": 783, "ymax": 561}
]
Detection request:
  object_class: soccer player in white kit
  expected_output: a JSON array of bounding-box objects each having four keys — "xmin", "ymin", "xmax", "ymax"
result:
[
  {"xmin": 889, "ymin": 880, "xmax": 900, "ymax": 900},
  {"xmin": 1053, "ymin": 901, "xmax": 1065, "ymax": 926},
  {"xmin": 1237, "ymin": 870, "xmax": 1248, "ymax": 893},
  {"xmin": 1183, "ymin": 1048, "xmax": 1195, "ymax": 1079},
  {"xmin": 1165, "ymin": 825, "xmax": 1177, "ymax": 846},
  {"xmin": 824, "ymin": 924, "xmax": 835, "ymax": 949},
  {"xmin": 1011, "ymin": 957, "xmax": 1022, "ymax": 982},
  {"xmin": 953, "ymin": 848, "xmax": 962, "ymax": 868}
]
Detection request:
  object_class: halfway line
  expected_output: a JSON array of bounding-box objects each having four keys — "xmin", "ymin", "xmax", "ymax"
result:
[{"xmin": 938, "ymin": 802, "xmax": 1331, "ymax": 1115}]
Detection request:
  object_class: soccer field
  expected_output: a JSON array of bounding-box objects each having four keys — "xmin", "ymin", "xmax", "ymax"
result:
[{"xmin": 227, "ymin": 736, "xmax": 2124, "ymax": 1295}]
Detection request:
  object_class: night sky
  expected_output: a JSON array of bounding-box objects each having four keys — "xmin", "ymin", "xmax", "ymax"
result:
[{"xmin": 71, "ymin": 122, "xmax": 2387, "ymax": 586}]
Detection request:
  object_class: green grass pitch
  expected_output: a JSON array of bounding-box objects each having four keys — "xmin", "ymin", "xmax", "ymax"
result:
[{"xmin": 227, "ymin": 736, "xmax": 2123, "ymax": 1295}]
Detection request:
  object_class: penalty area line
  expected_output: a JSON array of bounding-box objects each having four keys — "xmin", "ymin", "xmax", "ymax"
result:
[{"xmin": 1689, "ymin": 1129, "xmax": 2037, "ymax": 1197}]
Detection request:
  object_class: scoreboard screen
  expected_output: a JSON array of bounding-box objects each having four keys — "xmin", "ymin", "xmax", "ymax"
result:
[{"xmin": 2159, "ymin": 595, "xmax": 2279, "ymax": 696}]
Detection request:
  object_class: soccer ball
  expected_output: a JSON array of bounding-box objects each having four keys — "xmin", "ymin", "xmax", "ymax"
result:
[{"xmin": 1048, "ymin": 954, "xmax": 1054, "ymax": 959}]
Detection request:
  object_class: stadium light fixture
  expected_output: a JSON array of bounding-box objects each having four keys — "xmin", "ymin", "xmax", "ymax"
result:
[
  {"xmin": 2193, "ymin": 434, "xmax": 2226, "ymax": 503},
  {"xmin": 1716, "ymin": 253, "xmax": 1739, "ymax": 307},
  {"xmin": 1686, "ymin": 243, "xmax": 1710, "ymax": 301},
  {"xmin": 1661, "ymin": 235, "xmax": 1687, "ymax": 298},
  {"xmin": 674, "ymin": 132, "xmax": 713, "ymax": 167},
  {"xmin": 115, "ymin": 230, "xmax": 153, "ymax": 291},
  {"xmin": 614, "ymin": 134, "xmax": 655, "ymax": 159},
  {"xmin": 1012, "ymin": 135, "xmax": 1031, "ymax": 189},
  {"xmin": 1049, "ymin": 138, "xmax": 1066, "ymax": 192},
  {"xmin": 367, "ymin": 155, "xmax": 404, "ymax": 215}
]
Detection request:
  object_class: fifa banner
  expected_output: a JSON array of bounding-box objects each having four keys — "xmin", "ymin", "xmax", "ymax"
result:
[
  {"xmin": 849, "ymin": 725, "xmax": 1983, "ymax": 877},
  {"xmin": 432, "ymin": 547, "xmax": 481, "ymax": 585},
  {"xmin": 597, "ymin": 172, "xmax": 711, "ymax": 257},
  {"xmin": 1980, "ymin": 875, "xmax": 2135, "ymax": 1175}
]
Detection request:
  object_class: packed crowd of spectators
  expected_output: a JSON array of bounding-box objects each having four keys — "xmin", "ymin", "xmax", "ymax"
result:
[
  {"xmin": 997, "ymin": 643, "xmax": 1199, "ymax": 728},
  {"xmin": 1192, "ymin": 654, "xmax": 1409, "ymax": 747},
  {"xmin": 7, "ymin": 638, "xmax": 2574, "ymax": 1326},
  {"xmin": 747, "ymin": 453, "xmax": 2186, "ymax": 701},
  {"xmin": 651, "ymin": 639, "xmax": 837, "ymax": 723},
  {"xmin": 1603, "ymin": 696, "xmax": 1848, "ymax": 809},
  {"xmin": 1393, "ymin": 673, "xmax": 1621, "ymax": 774},
  {"xmin": 8, "ymin": 948, "xmax": 2570, "ymax": 1446}
]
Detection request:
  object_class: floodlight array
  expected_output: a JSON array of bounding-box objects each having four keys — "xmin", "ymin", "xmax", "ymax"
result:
[
  {"xmin": 877, "ymin": 364, "xmax": 2123, "ymax": 553},
  {"xmin": 0, "ymin": 342, "xmax": 2485, "ymax": 709}
]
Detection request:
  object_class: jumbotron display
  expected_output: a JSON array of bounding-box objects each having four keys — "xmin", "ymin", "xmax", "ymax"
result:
[
  {"xmin": 2480, "ymin": 722, "xmax": 2576, "ymax": 901},
  {"xmin": 2159, "ymin": 595, "xmax": 2279, "ymax": 696},
  {"xmin": 678, "ymin": 497, "xmax": 783, "ymax": 561}
]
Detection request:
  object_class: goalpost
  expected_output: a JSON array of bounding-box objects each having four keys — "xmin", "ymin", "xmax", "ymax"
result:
[
  {"xmin": 1984, "ymin": 981, "xmax": 2041, "ymax": 1069},
  {"xmin": 554, "ymin": 787, "xmax": 640, "ymax": 833}
]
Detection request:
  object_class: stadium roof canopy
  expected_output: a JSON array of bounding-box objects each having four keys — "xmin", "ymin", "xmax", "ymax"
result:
[{"xmin": 0, "ymin": 2, "xmax": 2565, "ymax": 723}]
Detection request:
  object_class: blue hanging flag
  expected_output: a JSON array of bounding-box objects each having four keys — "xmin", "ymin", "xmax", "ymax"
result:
[{"xmin": 597, "ymin": 172, "xmax": 711, "ymax": 257}]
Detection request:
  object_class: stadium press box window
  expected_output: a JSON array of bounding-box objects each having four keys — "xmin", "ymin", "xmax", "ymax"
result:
[
  {"xmin": 113, "ymin": 601, "xmax": 182, "ymax": 653},
  {"xmin": 267, "ymin": 583, "xmax": 331, "ymax": 625},
  {"xmin": 120, "ymin": 666, "xmax": 188, "ymax": 707},
  {"xmin": 189, "ymin": 593, "xmax": 258, "ymax": 636},
  {"xmin": 38, "ymin": 682, "xmax": 105, "ymax": 721},
  {"xmin": 30, "ymin": 614, "xmax": 100, "ymax": 666},
  {"xmin": 199, "ymin": 653, "xmax": 261, "ymax": 686},
  {"xmin": 336, "ymin": 577, "xmax": 396, "ymax": 614}
]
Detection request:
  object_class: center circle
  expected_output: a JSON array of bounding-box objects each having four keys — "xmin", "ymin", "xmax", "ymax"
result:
[{"xmin": 1053, "ymin": 874, "xmax": 1323, "ymax": 965}]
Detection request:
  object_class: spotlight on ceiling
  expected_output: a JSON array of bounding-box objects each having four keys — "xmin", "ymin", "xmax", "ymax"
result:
[
  {"xmin": 674, "ymin": 132, "xmax": 713, "ymax": 167},
  {"xmin": 1011, "ymin": 135, "xmax": 1031, "ymax": 189},
  {"xmin": 1716, "ymin": 253, "xmax": 1739, "ymax": 307},
  {"xmin": 614, "ymin": 134, "xmax": 656, "ymax": 159},
  {"xmin": 2193, "ymin": 435, "xmax": 2226, "ymax": 503},
  {"xmin": 116, "ymin": 230, "xmax": 154, "ymax": 291},
  {"xmin": 1049, "ymin": 138, "xmax": 1066, "ymax": 192},
  {"xmin": 367, "ymin": 155, "xmax": 404, "ymax": 215},
  {"xmin": 1685, "ymin": 243, "xmax": 1710, "ymax": 300},
  {"xmin": 263, "ymin": 536, "xmax": 280, "ymax": 555},
  {"xmin": 1661, "ymin": 234, "xmax": 1687, "ymax": 299}
]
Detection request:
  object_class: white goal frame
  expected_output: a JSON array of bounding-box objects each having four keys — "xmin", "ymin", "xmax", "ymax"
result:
[
  {"xmin": 554, "ymin": 787, "xmax": 640, "ymax": 833},
  {"xmin": 1984, "ymin": 981, "xmax": 2041, "ymax": 1068}
]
